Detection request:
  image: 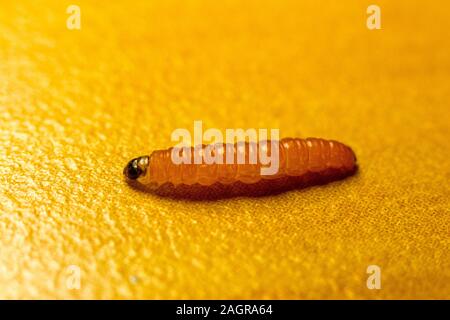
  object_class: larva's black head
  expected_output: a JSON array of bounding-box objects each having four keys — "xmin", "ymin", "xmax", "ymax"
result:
[{"xmin": 123, "ymin": 156, "xmax": 149, "ymax": 181}]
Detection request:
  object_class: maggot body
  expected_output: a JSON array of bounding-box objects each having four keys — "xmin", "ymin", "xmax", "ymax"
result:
[{"xmin": 124, "ymin": 138, "xmax": 357, "ymax": 189}]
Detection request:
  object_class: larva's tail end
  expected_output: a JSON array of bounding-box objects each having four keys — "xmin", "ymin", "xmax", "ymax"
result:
[{"xmin": 123, "ymin": 156, "xmax": 149, "ymax": 182}]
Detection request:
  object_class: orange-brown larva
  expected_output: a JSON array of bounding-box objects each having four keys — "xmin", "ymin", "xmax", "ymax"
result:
[{"xmin": 124, "ymin": 138, "xmax": 357, "ymax": 193}]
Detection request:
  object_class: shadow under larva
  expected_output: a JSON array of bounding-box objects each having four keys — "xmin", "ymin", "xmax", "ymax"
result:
[{"xmin": 126, "ymin": 166, "xmax": 358, "ymax": 201}]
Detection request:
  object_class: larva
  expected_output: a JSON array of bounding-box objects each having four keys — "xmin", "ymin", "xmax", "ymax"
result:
[{"xmin": 124, "ymin": 138, "xmax": 357, "ymax": 190}]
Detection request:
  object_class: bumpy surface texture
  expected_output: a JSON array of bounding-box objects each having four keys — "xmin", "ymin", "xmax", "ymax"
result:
[{"xmin": 0, "ymin": 0, "xmax": 449, "ymax": 299}]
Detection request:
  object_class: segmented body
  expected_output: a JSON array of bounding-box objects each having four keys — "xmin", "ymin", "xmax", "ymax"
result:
[{"xmin": 142, "ymin": 138, "xmax": 356, "ymax": 187}]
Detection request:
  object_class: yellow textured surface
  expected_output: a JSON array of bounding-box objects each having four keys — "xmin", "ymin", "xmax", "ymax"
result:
[{"xmin": 1, "ymin": 0, "xmax": 449, "ymax": 299}]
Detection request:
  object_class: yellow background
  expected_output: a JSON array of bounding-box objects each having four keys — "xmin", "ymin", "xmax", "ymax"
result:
[{"xmin": 1, "ymin": 0, "xmax": 449, "ymax": 299}]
